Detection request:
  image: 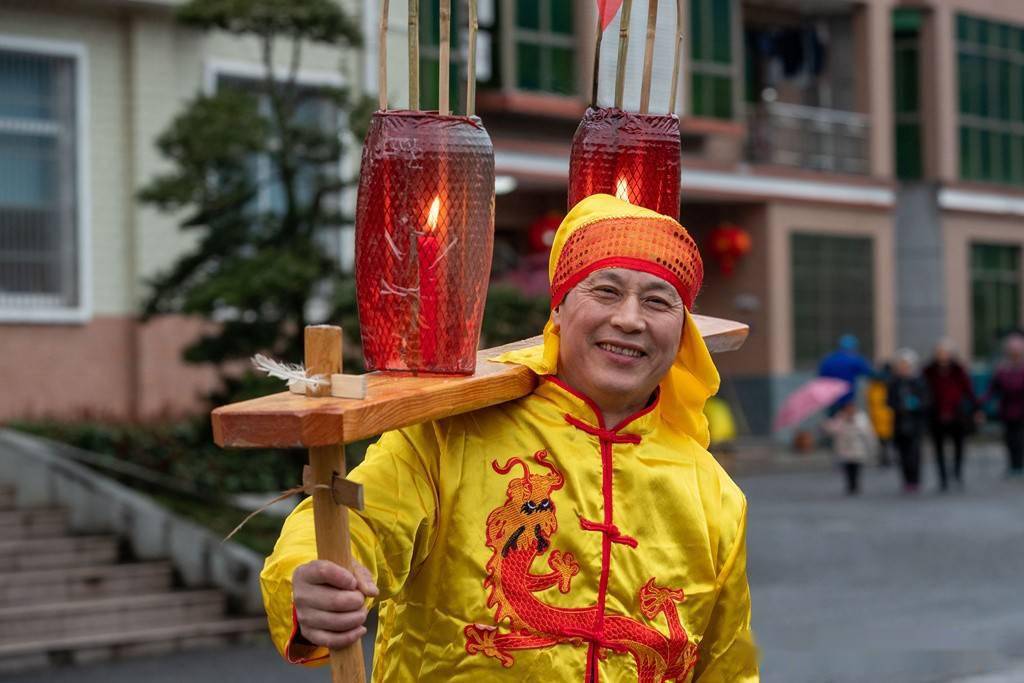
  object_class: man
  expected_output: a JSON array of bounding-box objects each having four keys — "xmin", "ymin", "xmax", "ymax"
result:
[
  {"xmin": 261, "ymin": 195, "xmax": 758, "ymax": 681},
  {"xmin": 818, "ymin": 334, "xmax": 874, "ymax": 414}
]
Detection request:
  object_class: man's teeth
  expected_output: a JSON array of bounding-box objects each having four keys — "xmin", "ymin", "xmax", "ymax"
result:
[{"xmin": 598, "ymin": 343, "xmax": 644, "ymax": 358}]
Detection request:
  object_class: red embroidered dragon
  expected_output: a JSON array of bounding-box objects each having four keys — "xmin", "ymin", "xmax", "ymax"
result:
[{"xmin": 463, "ymin": 450, "xmax": 698, "ymax": 682}]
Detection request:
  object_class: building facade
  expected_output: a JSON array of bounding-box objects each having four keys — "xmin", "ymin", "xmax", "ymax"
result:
[{"xmin": 0, "ymin": 0, "xmax": 361, "ymax": 421}]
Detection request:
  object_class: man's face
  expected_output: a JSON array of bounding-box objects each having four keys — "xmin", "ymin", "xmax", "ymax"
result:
[{"xmin": 552, "ymin": 268, "xmax": 685, "ymax": 418}]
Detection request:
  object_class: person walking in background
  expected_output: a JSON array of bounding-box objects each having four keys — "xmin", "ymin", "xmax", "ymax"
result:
[
  {"xmin": 819, "ymin": 334, "xmax": 875, "ymax": 415},
  {"xmin": 866, "ymin": 362, "xmax": 894, "ymax": 467},
  {"xmin": 823, "ymin": 402, "xmax": 876, "ymax": 495},
  {"xmin": 922, "ymin": 339, "xmax": 978, "ymax": 491},
  {"xmin": 981, "ymin": 334, "xmax": 1024, "ymax": 478},
  {"xmin": 888, "ymin": 349, "xmax": 929, "ymax": 493}
]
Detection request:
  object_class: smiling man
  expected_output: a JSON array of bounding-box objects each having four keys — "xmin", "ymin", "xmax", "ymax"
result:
[{"xmin": 261, "ymin": 194, "xmax": 758, "ymax": 682}]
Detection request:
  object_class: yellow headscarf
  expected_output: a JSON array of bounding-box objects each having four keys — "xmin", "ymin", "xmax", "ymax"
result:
[{"xmin": 495, "ymin": 194, "xmax": 721, "ymax": 447}]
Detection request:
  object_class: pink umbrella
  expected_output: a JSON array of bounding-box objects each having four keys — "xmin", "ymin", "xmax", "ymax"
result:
[{"xmin": 774, "ymin": 378, "xmax": 851, "ymax": 429}]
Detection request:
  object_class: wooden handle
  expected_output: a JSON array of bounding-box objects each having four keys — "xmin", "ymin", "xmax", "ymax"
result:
[
  {"xmin": 310, "ymin": 446, "xmax": 364, "ymax": 683},
  {"xmin": 669, "ymin": 0, "xmax": 683, "ymax": 114},
  {"xmin": 304, "ymin": 326, "xmax": 365, "ymax": 682},
  {"xmin": 639, "ymin": 0, "xmax": 659, "ymax": 114},
  {"xmin": 379, "ymin": 0, "xmax": 390, "ymax": 111},
  {"xmin": 409, "ymin": 0, "xmax": 419, "ymax": 110},
  {"xmin": 467, "ymin": 0, "xmax": 478, "ymax": 116},
  {"xmin": 439, "ymin": 0, "xmax": 451, "ymax": 115},
  {"xmin": 614, "ymin": 0, "xmax": 633, "ymax": 109}
]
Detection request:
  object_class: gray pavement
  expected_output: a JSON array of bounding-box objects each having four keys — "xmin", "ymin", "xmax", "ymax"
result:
[{"xmin": 4, "ymin": 444, "xmax": 1022, "ymax": 683}]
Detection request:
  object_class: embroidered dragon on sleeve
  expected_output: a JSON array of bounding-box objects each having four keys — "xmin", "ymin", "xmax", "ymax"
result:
[{"xmin": 463, "ymin": 450, "xmax": 698, "ymax": 682}]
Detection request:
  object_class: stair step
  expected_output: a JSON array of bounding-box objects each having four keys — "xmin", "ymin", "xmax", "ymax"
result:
[
  {"xmin": 0, "ymin": 536, "xmax": 118, "ymax": 571},
  {"xmin": 0, "ymin": 562, "xmax": 173, "ymax": 606},
  {"xmin": 0, "ymin": 616, "xmax": 268, "ymax": 673},
  {"xmin": 0, "ymin": 507, "xmax": 67, "ymax": 538},
  {"xmin": 0, "ymin": 485, "xmax": 14, "ymax": 510},
  {"xmin": 0, "ymin": 590, "xmax": 226, "ymax": 642}
]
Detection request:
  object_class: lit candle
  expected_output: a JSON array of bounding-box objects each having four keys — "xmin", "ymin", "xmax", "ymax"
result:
[
  {"xmin": 615, "ymin": 176, "xmax": 630, "ymax": 203},
  {"xmin": 418, "ymin": 196, "xmax": 442, "ymax": 368}
]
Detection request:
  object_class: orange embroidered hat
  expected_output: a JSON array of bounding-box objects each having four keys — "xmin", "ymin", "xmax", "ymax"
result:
[
  {"xmin": 495, "ymin": 194, "xmax": 720, "ymax": 448},
  {"xmin": 548, "ymin": 194, "xmax": 703, "ymax": 310}
]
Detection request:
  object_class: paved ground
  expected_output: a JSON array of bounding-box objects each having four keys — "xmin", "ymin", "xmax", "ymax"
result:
[{"xmin": 5, "ymin": 444, "xmax": 1023, "ymax": 683}]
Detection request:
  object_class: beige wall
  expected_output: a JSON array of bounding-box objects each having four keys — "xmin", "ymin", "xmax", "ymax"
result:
[
  {"xmin": 942, "ymin": 210, "xmax": 1024, "ymax": 360},
  {"xmin": 766, "ymin": 201, "xmax": 896, "ymax": 374},
  {"xmin": 682, "ymin": 203, "xmax": 770, "ymax": 377}
]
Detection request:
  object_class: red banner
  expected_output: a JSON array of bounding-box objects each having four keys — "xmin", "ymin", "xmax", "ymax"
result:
[{"xmin": 597, "ymin": 0, "xmax": 625, "ymax": 30}]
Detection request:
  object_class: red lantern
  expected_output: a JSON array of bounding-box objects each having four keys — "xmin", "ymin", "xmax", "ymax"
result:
[
  {"xmin": 567, "ymin": 107, "xmax": 681, "ymax": 218},
  {"xmin": 355, "ymin": 111, "xmax": 495, "ymax": 374},
  {"xmin": 707, "ymin": 223, "xmax": 752, "ymax": 276},
  {"xmin": 527, "ymin": 212, "xmax": 562, "ymax": 254}
]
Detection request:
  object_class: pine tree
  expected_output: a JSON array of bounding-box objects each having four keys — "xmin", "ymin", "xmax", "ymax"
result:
[{"xmin": 139, "ymin": 0, "xmax": 373, "ymax": 405}]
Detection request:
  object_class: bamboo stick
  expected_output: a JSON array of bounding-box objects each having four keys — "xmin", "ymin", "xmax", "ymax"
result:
[
  {"xmin": 467, "ymin": 0, "xmax": 478, "ymax": 116},
  {"xmin": 614, "ymin": 0, "xmax": 633, "ymax": 109},
  {"xmin": 439, "ymin": 0, "xmax": 451, "ymax": 115},
  {"xmin": 669, "ymin": 0, "xmax": 683, "ymax": 114},
  {"xmin": 639, "ymin": 0, "xmax": 659, "ymax": 114},
  {"xmin": 409, "ymin": 0, "xmax": 419, "ymax": 110},
  {"xmin": 303, "ymin": 326, "xmax": 365, "ymax": 683},
  {"xmin": 591, "ymin": 12, "xmax": 604, "ymax": 107},
  {"xmin": 378, "ymin": 0, "xmax": 389, "ymax": 110}
]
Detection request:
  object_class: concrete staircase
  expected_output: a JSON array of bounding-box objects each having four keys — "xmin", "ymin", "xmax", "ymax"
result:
[{"xmin": 0, "ymin": 484, "xmax": 268, "ymax": 673}]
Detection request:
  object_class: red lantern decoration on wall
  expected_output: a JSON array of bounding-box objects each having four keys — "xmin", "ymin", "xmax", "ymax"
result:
[
  {"xmin": 355, "ymin": 111, "xmax": 495, "ymax": 374},
  {"xmin": 527, "ymin": 212, "xmax": 562, "ymax": 254},
  {"xmin": 568, "ymin": 107, "xmax": 681, "ymax": 218},
  {"xmin": 707, "ymin": 223, "xmax": 752, "ymax": 276}
]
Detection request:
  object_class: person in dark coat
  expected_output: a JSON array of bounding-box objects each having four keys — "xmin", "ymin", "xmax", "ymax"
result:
[
  {"xmin": 887, "ymin": 349, "xmax": 929, "ymax": 493},
  {"xmin": 922, "ymin": 339, "xmax": 977, "ymax": 490},
  {"xmin": 981, "ymin": 334, "xmax": 1024, "ymax": 478}
]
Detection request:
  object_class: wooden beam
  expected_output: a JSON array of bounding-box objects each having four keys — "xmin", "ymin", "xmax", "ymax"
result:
[{"xmin": 212, "ymin": 315, "xmax": 749, "ymax": 450}]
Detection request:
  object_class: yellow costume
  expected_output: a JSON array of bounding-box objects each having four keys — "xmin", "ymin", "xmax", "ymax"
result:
[{"xmin": 261, "ymin": 195, "xmax": 758, "ymax": 682}]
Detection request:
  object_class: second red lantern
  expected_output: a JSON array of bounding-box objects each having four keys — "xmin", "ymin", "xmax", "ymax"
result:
[
  {"xmin": 355, "ymin": 111, "xmax": 495, "ymax": 374},
  {"xmin": 567, "ymin": 106, "xmax": 681, "ymax": 218}
]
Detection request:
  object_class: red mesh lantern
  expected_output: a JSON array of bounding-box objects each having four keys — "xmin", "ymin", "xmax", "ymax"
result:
[
  {"xmin": 567, "ymin": 107, "xmax": 681, "ymax": 219},
  {"xmin": 355, "ymin": 111, "xmax": 495, "ymax": 374}
]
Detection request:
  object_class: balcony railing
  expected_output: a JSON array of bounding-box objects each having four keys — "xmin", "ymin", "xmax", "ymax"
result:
[{"xmin": 746, "ymin": 101, "xmax": 871, "ymax": 175}]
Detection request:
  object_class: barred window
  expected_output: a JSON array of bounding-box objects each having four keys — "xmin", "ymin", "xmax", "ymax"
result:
[
  {"xmin": 971, "ymin": 243, "xmax": 1021, "ymax": 360},
  {"xmin": 791, "ymin": 233, "xmax": 875, "ymax": 369},
  {"xmin": 0, "ymin": 48, "xmax": 79, "ymax": 313},
  {"xmin": 956, "ymin": 14, "xmax": 1024, "ymax": 186}
]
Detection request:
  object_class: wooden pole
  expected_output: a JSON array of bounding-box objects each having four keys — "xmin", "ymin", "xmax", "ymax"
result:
[
  {"xmin": 639, "ymin": 0, "xmax": 659, "ymax": 114},
  {"xmin": 378, "ymin": 0, "xmax": 389, "ymax": 111},
  {"xmin": 467, "ymin": 0, "xmax": 478, "ymax": 116},
  {"xmin": 591, "ymin": 12, "xmax": 604, "ymax": 107},
  {"xmin": 304, "ymin": 326, "xmax": 365, "ymax": 683},
  {"xmin": 669, "ymin": 0, "xmax": 683, "ymax": 115},
  {"xmin": 409, "ymin": 0, "xmax": 419, "ymax": 110},
  {"xmin": 614, "ymin": 0, "xmax": 633, "ymax": 109},
  {"xmin": 439, "ymin": 0, "xmax": 451, "ymax": 115}
]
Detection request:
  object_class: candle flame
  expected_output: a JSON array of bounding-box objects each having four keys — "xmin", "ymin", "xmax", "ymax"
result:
[
  {"xmin": 426, "ymin": 196, "xmax": 441, "ymax": 233},
  {"xmin": 615, "ymin": 177, "xmax": 630, "ymax": 203}
]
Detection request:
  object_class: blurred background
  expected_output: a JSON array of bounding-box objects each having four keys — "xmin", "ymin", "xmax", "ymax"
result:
[{"xmin": 0, "ymin": 0, "xmax": 1023, "ymax": 681}]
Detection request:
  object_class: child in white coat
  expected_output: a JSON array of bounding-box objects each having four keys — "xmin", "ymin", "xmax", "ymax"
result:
[{"xmin": 824, "ymin": 402, "xmax": 877, "ymax": 495}]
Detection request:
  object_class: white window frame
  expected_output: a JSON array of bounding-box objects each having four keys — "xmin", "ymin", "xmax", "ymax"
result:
[
  {"xmin": 0, "ymin": 34, "xmax": 91, "ymax": 324},
  {"xmin": 202, "ymin": 58, "xmax": 356, "ymax": 272}
]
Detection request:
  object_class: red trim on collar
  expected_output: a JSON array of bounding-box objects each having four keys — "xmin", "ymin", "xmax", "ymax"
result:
[{"xmin": 544, "ymin": 376, "xmax": 661, "ymax": 433}]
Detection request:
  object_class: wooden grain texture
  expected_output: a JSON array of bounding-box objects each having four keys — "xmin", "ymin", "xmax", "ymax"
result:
[
  {"xmin": 304, "ymin": 326, "xmax": 365, "ymax": 683},
  {"xmin": 212, "ymin": 315, "xmax": 748, "ymax": 449}
]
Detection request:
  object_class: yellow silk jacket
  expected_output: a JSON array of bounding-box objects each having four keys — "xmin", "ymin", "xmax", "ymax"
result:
[{"xmin": 261, "ymin": 377, "xmax": 757, "ymax": 682}]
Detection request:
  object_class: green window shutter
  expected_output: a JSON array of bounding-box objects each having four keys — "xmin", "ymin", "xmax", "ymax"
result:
[
  {"xmin": 791, "ymin": 234, "xmax": 875, "ymax": 369},
  {"xmin": 971, "ymin": 243, "xmax": 1022, "ymax": 359}
]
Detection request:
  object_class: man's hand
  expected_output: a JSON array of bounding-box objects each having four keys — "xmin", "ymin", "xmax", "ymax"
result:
[{"xmin": 293, "ymin": 560, "xmax": 379, "ymax": 649}]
